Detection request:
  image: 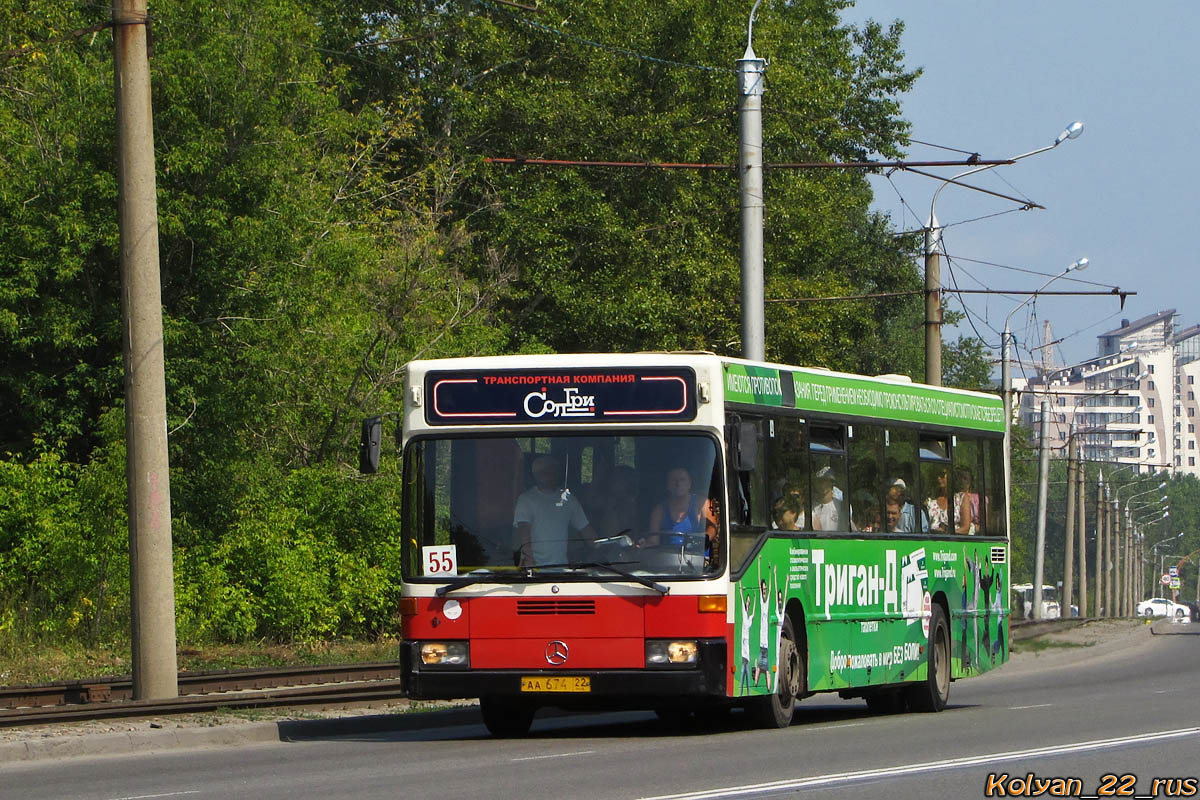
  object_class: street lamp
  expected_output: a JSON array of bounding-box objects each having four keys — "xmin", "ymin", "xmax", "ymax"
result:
[
  {"xmin": 1005, "ymin": 256, "xmax": 1089, "ymax": 618},
  {"xmin": 925, "ymin": 121, "xmax": 1084, "ymax": 386}
]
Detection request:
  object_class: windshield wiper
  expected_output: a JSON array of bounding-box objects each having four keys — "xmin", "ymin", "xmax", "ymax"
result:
[
  {"xmin": 434, "ymin": 571, "xmax": 515, "ymax": 597},
  {"xmin": 435, "ymin": 577, "xmax": 492, "ymax": 596},
  {"xmin": 533, "ymin": 561, "xmax": 669, "ymax": 596}
]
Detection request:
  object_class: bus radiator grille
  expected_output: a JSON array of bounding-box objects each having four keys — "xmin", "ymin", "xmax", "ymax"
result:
[{"xmin": 516, "ymin": 600, "xmax": 596, "ymax": 615}]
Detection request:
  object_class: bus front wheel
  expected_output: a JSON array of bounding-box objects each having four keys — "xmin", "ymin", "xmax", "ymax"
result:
[
  {"xmin": 748, "ymin": 615, "xmax": 802, "ymax": 729},
  {"xmin": 906, "ymin": 605, "xmax": 950, "ymax": 712},
  {"xmin": 479, "ymin": 696, "xmax": 535, "ymax": 737}
]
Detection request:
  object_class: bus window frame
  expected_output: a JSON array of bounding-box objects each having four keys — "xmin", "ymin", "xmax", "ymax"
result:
[{"xmin": 400, "ymin": 428, "xmax": 729, "ymax": 584}]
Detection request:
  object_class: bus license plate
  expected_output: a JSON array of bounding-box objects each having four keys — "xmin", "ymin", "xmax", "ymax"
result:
[{"xmin": 520, "ymin": 676, "xmax": 591, "ymax": 693}]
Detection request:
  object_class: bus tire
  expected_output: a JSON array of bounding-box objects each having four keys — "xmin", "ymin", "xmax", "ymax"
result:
[
  {"xmin": 906, "ymin": 605, "xmax": 950, "ymax": 712},
  {"xmin": 748, "ymin": 615, "xmax": 801, "ymax": 729},
  {"xmin": 479, "ymin": 696, "xmax": 535, "ymax": 737}
]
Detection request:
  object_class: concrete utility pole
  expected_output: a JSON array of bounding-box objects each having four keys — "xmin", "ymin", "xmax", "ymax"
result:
[
  {"xmin": 1114, "ymin": 504, "xmax": 1125, "ymax": 616},
  {"xmin": 1032, "ymin": 397, "xmax": 1051, "ymax": 619},
  {"xmin": 1076, "ymin": 455, "xmax": 1087, "ymax": 616},
  {"xmin": 923, "ymin": 223, "xmax": 942, "ymax": 386},
  {"xmin": 1118, "ymin": 513, "xmax": 1128, "ymax": 614},
  {"xmin": 1095, "ymin": 473, "xmax": 1105, "ymax": 617},
  {"xmin": 113, "ymin": 0, "xmax": 178, "ymax": 700},
  {"xmin": 1105, "ymin": 498, "xmax": 1114, "ymax": 617},
  {"xmin": 737, "ymin": 0, "xmax": 766, "ymax": 362},
  {"xmin": 1061, "ymin": 434, "xmax": 1077, "ymax": 618}
]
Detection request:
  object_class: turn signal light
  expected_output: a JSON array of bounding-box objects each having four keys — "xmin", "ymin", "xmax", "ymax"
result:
[
  {"xmin": 399, "ymin": 598, "xmax": 420, "ymax": 617},
  {"xmin": 698, "ymin": 595, "xmax": 726, "ymax": 614}
]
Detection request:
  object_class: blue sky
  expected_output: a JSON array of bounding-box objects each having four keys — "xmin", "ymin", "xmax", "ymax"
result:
[{"xmin": 835, "ymin": 2, "xmax": 1197, "ymax": 374}]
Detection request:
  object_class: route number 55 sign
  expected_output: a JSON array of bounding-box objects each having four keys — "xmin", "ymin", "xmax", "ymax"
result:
[{"xmin": 422, "ymin": 545, "xmax": 458, "ymax": 576}]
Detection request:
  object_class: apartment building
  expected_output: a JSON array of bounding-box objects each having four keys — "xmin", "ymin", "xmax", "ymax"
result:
[{"xmin": 1017, "ymin": 309, "xmax": 1196, "ymax": 474}]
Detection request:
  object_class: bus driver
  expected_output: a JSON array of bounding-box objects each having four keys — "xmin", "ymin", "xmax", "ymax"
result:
[{"xmin": 514, "ymin": 455, "xmax": 596, "ymax": 566}]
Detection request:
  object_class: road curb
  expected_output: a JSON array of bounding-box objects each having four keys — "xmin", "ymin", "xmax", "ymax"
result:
[{"xmin": 0, "ymin": 706, "xmax": 484, "ymax": 765}]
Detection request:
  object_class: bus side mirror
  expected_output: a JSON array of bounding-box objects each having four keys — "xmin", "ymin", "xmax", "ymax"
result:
[
  {"xmin": 735, "ymin": 421, "xmax": 758, "ymax": 471},
  {"xmin": 359, "ymin": 416, "xmax": 382, "ymax": 474}
]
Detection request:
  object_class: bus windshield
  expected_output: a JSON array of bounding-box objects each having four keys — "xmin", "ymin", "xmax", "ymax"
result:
[{"xmin": 402, "ymin": 433, "xmax": 723, "ymax": 582}]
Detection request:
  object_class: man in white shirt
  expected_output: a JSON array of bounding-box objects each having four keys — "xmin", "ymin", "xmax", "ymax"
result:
[
  {"xmin": 811, "ymin": 466, "xmax": 844, "ymax": 531},
  {"xmin": 514, "ymin": 455, "xmax": 596, "ymax": 566}
]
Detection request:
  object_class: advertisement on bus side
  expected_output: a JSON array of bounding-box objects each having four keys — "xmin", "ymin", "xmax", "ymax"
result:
[{"xmin": 732, "ymin": 537, "xmax": 1010, "ymax": 697}]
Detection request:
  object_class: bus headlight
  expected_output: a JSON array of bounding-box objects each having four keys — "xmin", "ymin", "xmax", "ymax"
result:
[
  {"xmin": 419, "ymin": 641, "xmax": 469, "ymax": 666},
  {"xmin": 646, "ymin": 640, "xmax": 699, "ymax": 666}
]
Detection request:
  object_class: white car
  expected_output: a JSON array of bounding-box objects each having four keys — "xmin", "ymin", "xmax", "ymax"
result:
[{"xmin": 1137, "ymin": 597, "xmax": 1189, "ymax": 619}]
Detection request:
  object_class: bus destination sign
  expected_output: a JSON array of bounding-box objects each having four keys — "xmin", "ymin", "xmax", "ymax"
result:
[{"xmin": 425, "ymin": 367, "xmax": 697, "ymax": 425}]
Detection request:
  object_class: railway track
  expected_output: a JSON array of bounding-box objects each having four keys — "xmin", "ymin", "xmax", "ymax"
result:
[{"xmin": 0, "ymin": 663, "xmax": 405, "ymax": 727}]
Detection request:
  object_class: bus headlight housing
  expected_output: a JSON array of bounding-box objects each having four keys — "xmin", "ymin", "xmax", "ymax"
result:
[
  {"xmin": 419, "ymin": 641, "xmax": 469, "ymax": 667},
  {"xmin": 646, "ymin": 640, "xmax": 699, "ymax": 667}
]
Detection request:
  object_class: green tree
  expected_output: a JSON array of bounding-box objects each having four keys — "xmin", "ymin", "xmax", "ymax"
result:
[{"xmin": 316, "ymin": 0, "xmax": 926, "ymax": 371}]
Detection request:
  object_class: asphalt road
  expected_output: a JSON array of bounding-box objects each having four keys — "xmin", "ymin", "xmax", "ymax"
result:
[{"xmin": 3, "ymin": 625, "xmax": 1197, "ymax": 800}]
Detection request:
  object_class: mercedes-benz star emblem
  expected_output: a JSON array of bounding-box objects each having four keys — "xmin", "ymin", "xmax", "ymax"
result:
[{"xmin": 545, "ymin": 640, "xmax": 569, "ymax": 665}]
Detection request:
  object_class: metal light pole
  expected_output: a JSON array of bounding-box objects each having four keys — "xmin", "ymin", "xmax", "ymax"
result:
[
  {"xmin": 738, "ymin": 0, "xmax": 765, "ymax": 362},
  {"xmin": 926, "ymin": 121, "xmax": 1084, "ymax": 386}
]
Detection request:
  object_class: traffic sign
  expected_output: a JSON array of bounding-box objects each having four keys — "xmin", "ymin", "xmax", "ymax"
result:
[
  {"xmin": 1168, "ymin": 566, "xmax": 1179, "ymax": 577},
  {"xmin": 1161, "ymin": 573, "xmax": 1171, "ymax": 586},
  {"xmin": 1170, "ymin": 577, "xmax": 1181, "ymax": 590}
]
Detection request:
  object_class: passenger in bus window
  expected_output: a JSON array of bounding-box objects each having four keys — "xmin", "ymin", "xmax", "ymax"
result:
[
  {"xmin": 643, "ymin": 466, "xmax": 718, "ymax": 556},
  {"xmin": 513, "ymin": 455, "xmax": 596, "ymax": 566},
  {"xmin": 955, "ymin": 468, "xmax": 979, "ymax": 534},
  {"xmin": 772, "ymin": 492, "xmax": 805, "ymax": 530},
  {"xmin": 925, "ymin": 468, "xmax": 951, "ymax": 533},
  {"xmin": 884, "ymin": 477, "xmax": 928, "ymax": 533},
  {"xmin": 811, "ymin": 466, "xmax": 844, "ymax": 530}
]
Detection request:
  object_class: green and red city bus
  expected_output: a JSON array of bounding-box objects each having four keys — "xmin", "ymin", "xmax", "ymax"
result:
[{"xmin": 365, "ymin": 353, "xmax": 1010, "ymax": 735}]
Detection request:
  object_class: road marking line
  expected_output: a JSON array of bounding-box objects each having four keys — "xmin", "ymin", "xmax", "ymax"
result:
[
  {"xmin": 1008, "ymin": 703, "xmax": 1053, "ymax": 710},
  {"xmin": 511, "ymin": 749, "xmax": 596, "ymax": 762},
  {"xmin": 110, "ymin": 793, "xmax": 201, "ymax": 800},
  {"xmin": 638, "ymin": 726, "xmax": 1200, "ymax": 800}
]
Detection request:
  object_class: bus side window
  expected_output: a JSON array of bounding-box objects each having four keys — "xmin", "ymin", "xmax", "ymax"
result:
[
  {"xmin": 728, "ymin": 415, "xmax": 768, "ymax": 573},
  {"xmin": 809, "ymin": 425, "xmax": 847, "ymax": 532},
  {"xmin": 848, "ymin": 424, "xmax": 883, "ymax": 532},
  {"xmin": 952, "ymin": 436, "xmax": 984, "ymax": 535},
  {"xmin": 918, "ymin": 435, "xmax": 952, "ymax": 534},
  {"xmin": 767, "ymin": 417, "xmax": 807, "ymax": 531},
  {"xmin": 883, "ymin": 428, "xmax": 923, "ymax": 533},
  {"xmin": 984, "ymin": 437, "xmax": 1006, "ymax": 536}
]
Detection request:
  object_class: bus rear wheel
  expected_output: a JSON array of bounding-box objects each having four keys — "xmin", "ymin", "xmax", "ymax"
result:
[
  {"xmin": 748, "ymin": 615, "xmax": 801, "ymax": 729},
  {"xmin": 479, "ymin": 696, "xmax": 536, "ymax": 737},
  {"xmin": 906, "ymin": 605, "xmax": 950, "ymax": 712}
]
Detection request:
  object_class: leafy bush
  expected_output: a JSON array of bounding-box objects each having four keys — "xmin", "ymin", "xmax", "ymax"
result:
[
  {"xmin": 0, "ymin": 416, "xmax": 128, "ymax": 642},
  {"xmin": 172, "ymin": 462, "xmax": 404, "ymax": 642}
]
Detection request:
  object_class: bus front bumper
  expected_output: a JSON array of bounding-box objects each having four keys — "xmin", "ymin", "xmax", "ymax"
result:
[{"xmin": 401, "ymin": 639, "xmax": 727, "ymax": 702}]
